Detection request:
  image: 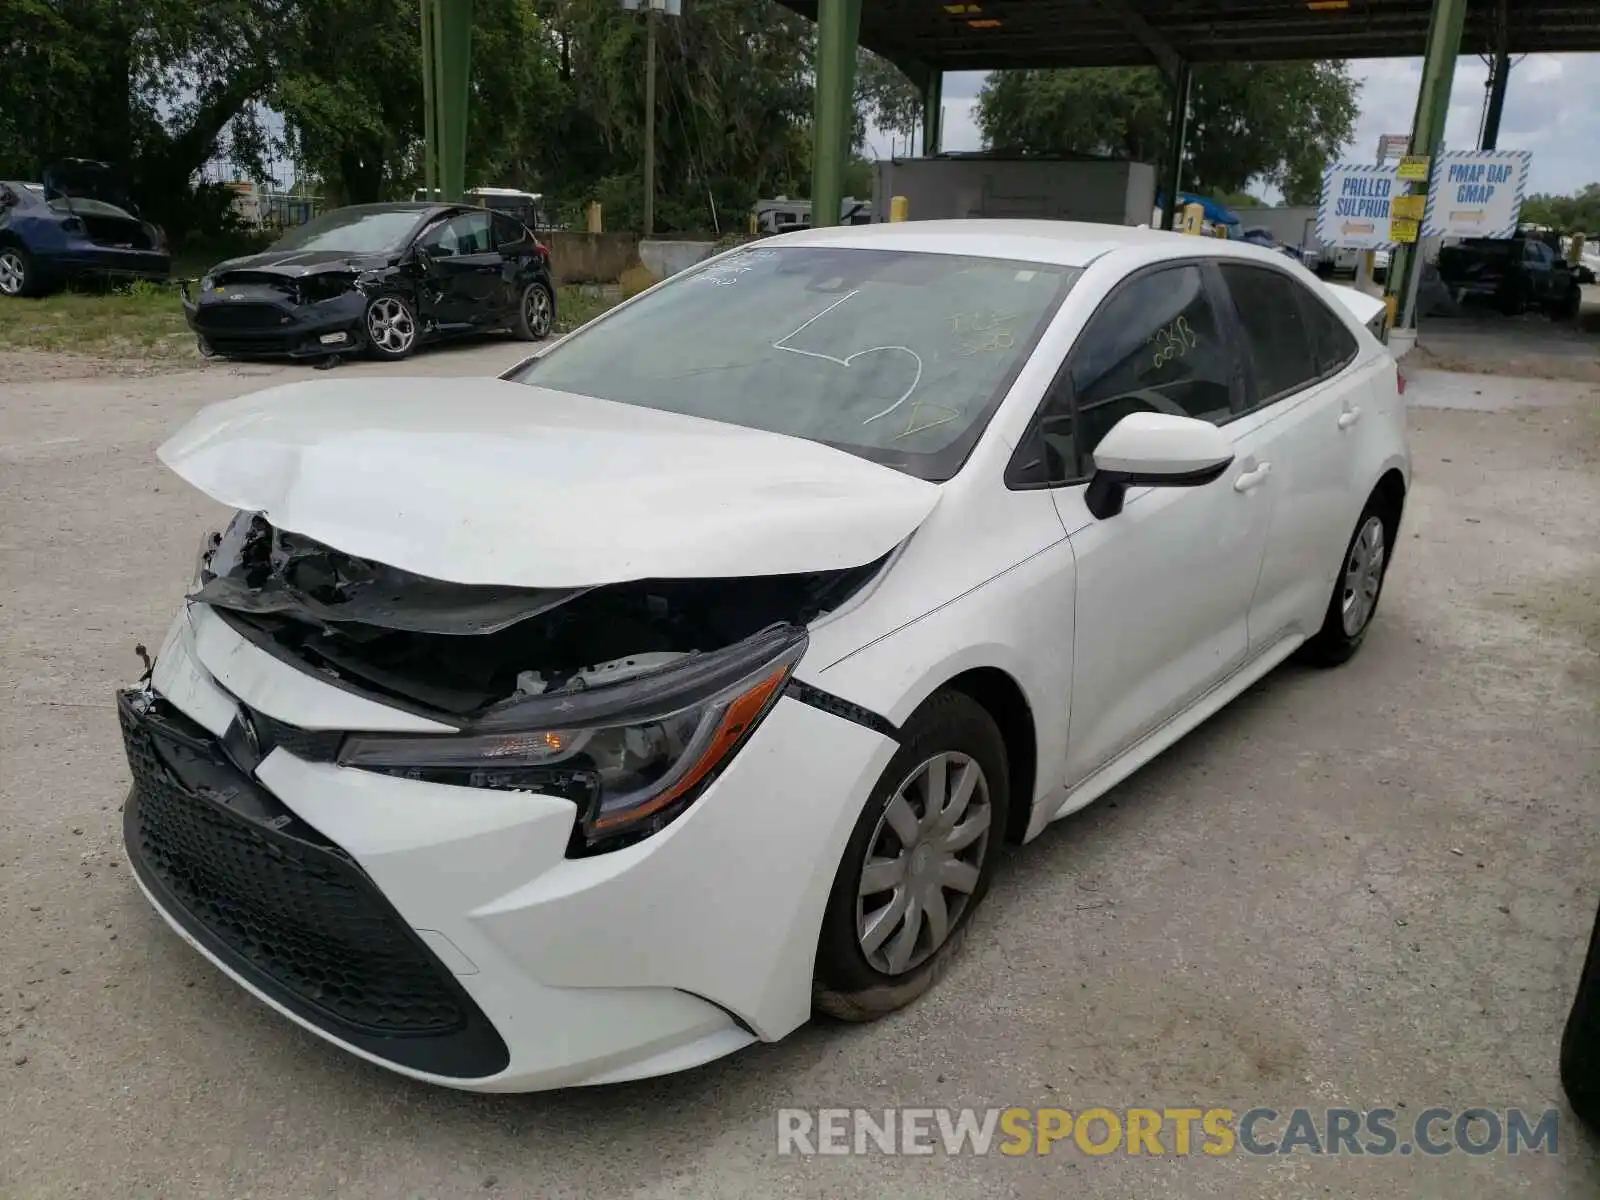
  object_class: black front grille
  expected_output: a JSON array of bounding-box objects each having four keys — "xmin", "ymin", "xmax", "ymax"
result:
[
  {"xmin": 194, "ymin": 302, "xmax": 289, "ymax": 331},
  {"xmin": 119, "ymin": 691, "xmax": 508, "ymax": 1078}
]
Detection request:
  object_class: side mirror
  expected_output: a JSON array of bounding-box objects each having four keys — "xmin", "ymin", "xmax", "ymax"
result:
[{"xmin": 1084, "ymin": 411, "xmax": 1234, "ymax": 520}]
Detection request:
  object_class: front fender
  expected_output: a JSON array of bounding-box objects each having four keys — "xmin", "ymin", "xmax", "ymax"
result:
[{"xmin": 805, "ymin": 535, "xmax": 1077, "ymax": 820}]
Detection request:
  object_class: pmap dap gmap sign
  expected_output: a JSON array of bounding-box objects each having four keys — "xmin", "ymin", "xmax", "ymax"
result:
[
  {"xmin": 1423, "ymin": 150, "xmax": 1532, "ymax": 238},
  {"xmin": 1317, "ymin": 162, "xmax": 1401, "ymax": 250}
]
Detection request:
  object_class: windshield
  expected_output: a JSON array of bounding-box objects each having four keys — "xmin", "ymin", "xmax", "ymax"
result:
[
  {"xmin": 268, "ymin": 207, "xmax": 427, "ymax": 255},
  {"xmin": 510, "ymin": 245, "xmax": 1079, "ymax": 481}
]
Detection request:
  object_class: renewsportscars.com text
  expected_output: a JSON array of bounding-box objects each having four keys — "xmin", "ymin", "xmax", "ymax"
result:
[{"xmin": 776, "ymin": 1106, "xmax": 1562, "ymax": 1157}]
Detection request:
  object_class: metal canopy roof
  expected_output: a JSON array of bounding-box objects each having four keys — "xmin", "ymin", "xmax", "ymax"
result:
[{"xmin": 775, "ymin": 0, "xmax": 1600, "ymax": 74}]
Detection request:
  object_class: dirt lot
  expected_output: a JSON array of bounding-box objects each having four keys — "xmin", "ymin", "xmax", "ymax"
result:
[{"xmin": 1, "ymin": 345, "xmax": 1597, "ymax": 1199}]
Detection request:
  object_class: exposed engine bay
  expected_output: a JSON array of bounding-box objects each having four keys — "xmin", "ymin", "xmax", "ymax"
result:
[{"xmin": 192, "ymin": 511, "xmax": 882, "ymax": 720}]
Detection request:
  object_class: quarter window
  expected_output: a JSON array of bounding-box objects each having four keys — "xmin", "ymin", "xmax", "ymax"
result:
[
  {"xmin": 491, "ymin": 212, "xmax": 527, "ymax": 250},
  {"xmin": 1299, "ymin": 289, "xmax": 1360, "ymax": 376},
  {"xmin": 1218, "ymin": 264, "xmax": 1320, "ymax": 405}
]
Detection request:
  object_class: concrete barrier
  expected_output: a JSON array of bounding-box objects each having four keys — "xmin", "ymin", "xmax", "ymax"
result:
[
  {"xmin": 639, "ymin": 239, "xmax": 717, "ymax": 280},
  {"xmin": 541, "ymin": 231, "xmax": 640, "ymax": 286}
]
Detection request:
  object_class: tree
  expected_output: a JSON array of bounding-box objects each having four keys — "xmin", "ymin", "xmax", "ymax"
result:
[
  {"xmin": 1521, "ymin": 184, "xmax": 1600, "ymax": 235},
  {"xmin": 0, "ymin": 0, "xmax": 297, "ymax": 229},
  {"xmin": 855, "ymin": 51, "xmax": 920, "ymax": 149},
  {"xmin": 977, "ymin": 63, "xmax": 1359, "ymax": 204}
]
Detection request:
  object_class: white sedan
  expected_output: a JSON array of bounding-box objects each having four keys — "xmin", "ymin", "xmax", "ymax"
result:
[{"xmin": 124, "ymin": 220, "xmax": 1408, "ymax": 1092}]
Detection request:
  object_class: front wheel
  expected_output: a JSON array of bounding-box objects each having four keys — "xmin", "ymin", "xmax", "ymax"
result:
[
  {"xmin": 0, "ymin": 245, "xmax": 38, "ymax": 297},
  {"xmin": 1298, "ymin": 499, "xmax": 1394, "ymax": 667},
  {"xmin": 814, "ymin": 690, "xmax": 1009, "ymax": 1022},
  {"xmin": 365, "ymin": 294, "xmax": 419, "ymax": 360},
  {"xmin": 514, "ymin": 280, "xmax": 554, "ymax": 341}
]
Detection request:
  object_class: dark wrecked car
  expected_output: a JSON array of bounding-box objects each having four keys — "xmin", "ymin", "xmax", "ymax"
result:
[
  {"xmin": 180, "ymin": 201, "xmax": 555, "ymax": 361},
  {"xmin": 0, "ymin": 160, "xmax": 169, "ymax": 297}
]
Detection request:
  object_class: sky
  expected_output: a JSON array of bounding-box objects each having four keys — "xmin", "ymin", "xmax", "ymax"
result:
[{"xmin": 865, "ymin": 53, "xmax": 1599, "ymax": 201}]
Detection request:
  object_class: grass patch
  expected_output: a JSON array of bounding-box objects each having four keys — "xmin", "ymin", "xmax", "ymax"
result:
[
  {"xmin": 0, "ymin": 280, "xmax": 193, "ymax": 360},
  {"xmin": 0, "ymin": 279, "xmax": 622, "ymax": 363},
  {"xmin": 556, "ymin": 285, "xmax": 621, "ymax": 333}
]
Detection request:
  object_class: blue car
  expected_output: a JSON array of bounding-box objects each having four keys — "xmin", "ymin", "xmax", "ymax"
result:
[{"xmin": 0, "ymin": 160, "xmax": 169, "ymax": 297}]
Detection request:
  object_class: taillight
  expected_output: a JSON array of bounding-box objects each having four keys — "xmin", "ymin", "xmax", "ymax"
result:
[{"xmin": 1397, "ymin": 370, "xmax": 1407, "ymax": 395}]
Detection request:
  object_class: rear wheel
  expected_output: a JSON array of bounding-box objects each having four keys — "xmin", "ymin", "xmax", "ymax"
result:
[
  {"xmin": 514, "ymin": 280, "xmax": 554, "ymax": 341},
  {"xmin": 1554, "ymin": 284, "xmax": 1582, "ymax": 322},
  {"xmin": 365, "ymin": 294, "xmax": 418, "ymax": 360},
  {"xmin": 1299, "ymin": 496, "xmax": 1395, "ymax": 667},
  {"xmin": 0, "ymin": 245, "xmax": 38, "ymax": 297},
  {"xmin": 814, "ymin": 690, "xmax": 1009, "ymax": 1022}
]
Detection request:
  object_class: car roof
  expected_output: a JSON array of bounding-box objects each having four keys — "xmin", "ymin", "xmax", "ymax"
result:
[
  {"xmin": 765, "ymin": 218, "xmax": 1307, "ymax": 270},
  {"xmin": 329, "ymin": 201, "xmax": 461, "ymax": 218}
]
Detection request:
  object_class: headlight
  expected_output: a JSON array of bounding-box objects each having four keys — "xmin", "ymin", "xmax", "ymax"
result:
[
  {"xmin": 199, "ymin": 276, "xmax": 214, "ymax": 292},
  {"xmin": 338, "ymin": 625, "xmax": 807, "ymax": 855}
]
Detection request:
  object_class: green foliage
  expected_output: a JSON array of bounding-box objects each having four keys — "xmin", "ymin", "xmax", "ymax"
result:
[
  {"xmin": 1521, "ymin": 184, "xmax": 1600, "ymax": 235},
  {"xmin": 0, "ymin": 0, "xmax": 920, "ymax": 239},
  {"xmin": 977, "ymin": 63, "xmax": 1360, "ymax": 204},
  {"xmin": 855, "ymin": 51, "xmax": 920, "ymax": 145}
]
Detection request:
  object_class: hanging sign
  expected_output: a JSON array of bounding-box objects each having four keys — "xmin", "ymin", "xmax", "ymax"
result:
[
  {"xmin": 1422, "ymin": 150, "xmax": 1532, "ymax": 238},
  {"xmin": 1397, "ymin": 155, "xmax": 1431, "ymax": 182},
  {"xmin": 1392, "ymin": 194, "xmax": 1427, "ymax": 222},
  {"xmin": 1317, "ymin": 162, "xmax": 1401, "ymax": 249}
]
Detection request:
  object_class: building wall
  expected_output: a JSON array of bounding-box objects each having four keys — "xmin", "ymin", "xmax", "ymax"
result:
[{"xmin": 871, "ymin": 159, "xmax": 1157, "ymax": 227}]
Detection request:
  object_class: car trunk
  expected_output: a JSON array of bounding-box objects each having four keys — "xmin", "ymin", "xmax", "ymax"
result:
[
  {"xmin": 42, "ymin": 160, "xmax": 156, "ymax": 249},
  {"xmin": 58, "ymin": 201, "xmax": 157, "ymax": 249}
]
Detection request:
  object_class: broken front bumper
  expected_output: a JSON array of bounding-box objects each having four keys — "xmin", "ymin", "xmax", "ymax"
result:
[
  {"xmin": 181, "ymin": 285, "xmax": 368, "ymax": 359},
  {"xmin": 120, "ymin": 604, "xmax": 898, "ymax": 1091}
]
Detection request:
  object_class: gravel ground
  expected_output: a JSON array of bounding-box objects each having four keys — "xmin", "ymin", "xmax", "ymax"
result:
[{"xmin": 1, "ymin": 345, "xmax": 1597, "ymax": 1199}]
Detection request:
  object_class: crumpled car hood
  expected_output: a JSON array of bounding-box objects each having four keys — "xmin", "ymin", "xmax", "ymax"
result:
[{"xmin": 158, "ymin": 377, "xmax": 942, "ymax": 588}]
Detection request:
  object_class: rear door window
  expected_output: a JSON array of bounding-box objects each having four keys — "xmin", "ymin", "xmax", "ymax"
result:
[
  {"xmin": 491, "ymin": 212, "xmax": 527, "ymax": 250},
  {"xmin": 1217, "ymin": 264, "xmax": 1321, "ymax": 407}
]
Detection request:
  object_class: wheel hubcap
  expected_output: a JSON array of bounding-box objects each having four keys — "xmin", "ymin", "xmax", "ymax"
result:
[
  {"xmin": 1341, "ymin": 515, "xmax": 1387, "ymax": 637},
  {"xmin": 0, "ymin": 251, "xmax": 24, "ymax": 295},
  {"xmin": 525, "ymin": 286, "xmax": 551, "ymax": 336},
  {"xmin": 856, "ymin": 751, "xmax": 992, "ymax": 976},
  {"xmin": 367, "ymin": 297, "xmax": 415, "ymax": 353}
]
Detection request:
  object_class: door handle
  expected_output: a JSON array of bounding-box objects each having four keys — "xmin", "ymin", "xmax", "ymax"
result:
[
  {"xmin": 1233, "ymin": 462, "xmax": 1272, "ymax": 493},
  {"xmin": 1337, "ymin": 406, "xmax": 1362, "ymax": 430}
]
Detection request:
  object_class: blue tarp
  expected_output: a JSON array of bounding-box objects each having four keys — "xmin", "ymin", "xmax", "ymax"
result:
[{"xmin": 1155, "ymin": 192, "xmax": 1241, "ymax": 226}]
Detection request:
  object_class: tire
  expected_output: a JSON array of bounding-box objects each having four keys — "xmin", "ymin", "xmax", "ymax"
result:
[
  {"xmin": 1554, "ymin": 284, "xmax": 1581, "ymax": 322},
  {"xmin": 1298, "ymin": 495, "xmax": 1396, "ymax": 667},
  {"xmin": 514, "ymin": 279, "xmax": 554, "ymax": 341},
  {"xmin": 1560, "ymin": 897, "xmax": 1600, "ymax": 1133},
  {"xmin": 0, "ymin": 243, "xmax": 39, "ymax": 298},
  {"xmin": 814, "ymin": 690, "xmax": 1010, "ymax": 1022},
  {"xmin": 364, "ymin": 294, "xmax": 419, "ymax": 361}
]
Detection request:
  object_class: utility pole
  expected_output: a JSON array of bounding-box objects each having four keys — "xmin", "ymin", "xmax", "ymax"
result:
[
  {"xmin": 623, "ymin": 0, "xmax": 679, "ymax": 236},
  {"xmin": 644, "ymin": 5, "xmax": 656, "ymax": 235}
]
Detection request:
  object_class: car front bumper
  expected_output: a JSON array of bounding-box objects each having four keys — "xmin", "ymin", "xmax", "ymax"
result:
[
  {"xmin": 181, "ymin": 287, "xmax": 369, "ymax": 359},
  {"xmin": 120, "ymin": 603, "xmax": 896, "ymax": 1092}
]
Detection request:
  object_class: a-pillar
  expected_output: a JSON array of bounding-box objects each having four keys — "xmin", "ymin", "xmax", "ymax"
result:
[
  {"xmin": 810, "ymin": 0, "xmax": 861, "ymax": 229},
  {"xmin": 420, "ymin": 0, "xmax": 473, "ymax": 203}
]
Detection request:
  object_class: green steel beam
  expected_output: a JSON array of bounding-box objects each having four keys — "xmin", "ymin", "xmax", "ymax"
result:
[
  {"xmin": 921, "ymin": 70, "xmax": 943, "ymax": 156},
  {"xmin": 810, "ymin": 0, "xmax": 861, "ymax": 228},
  {"xmin": 420, "ymin": 0, "xmax": 472, "ymax": 203},
  {"xmin": 1388, "ymin": 0, "xmax": 1468, "ymax": 327},
  {"xmin": 1159, "ymin": 60, "xmax": 1191, "ymax": 231},
  {"xmin": 420, "ymin": 0, "xmax": 438, "ymax": 198}
]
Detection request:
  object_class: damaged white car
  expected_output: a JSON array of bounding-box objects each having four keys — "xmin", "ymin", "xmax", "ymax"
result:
[{"xmin": 120, "ymin": 220, "xmax": 1409, "ymax": 1092}]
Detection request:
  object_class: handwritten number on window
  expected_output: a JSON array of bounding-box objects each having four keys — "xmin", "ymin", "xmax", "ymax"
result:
[{"xmin": 1150, "ymin": 314, "xmax": 1199, "ymax": 370}]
